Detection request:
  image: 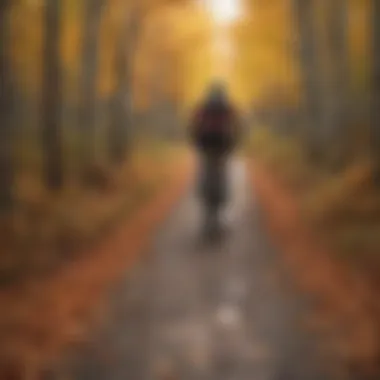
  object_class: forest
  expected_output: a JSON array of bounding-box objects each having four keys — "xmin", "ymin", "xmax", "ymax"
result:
[{"xmin": 0, "ymin": 0, "xmax": 379, "ymax": 379}]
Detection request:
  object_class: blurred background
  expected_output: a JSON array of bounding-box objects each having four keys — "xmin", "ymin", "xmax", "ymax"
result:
[{"xmin": 0, "ymin": 0, "xmax": 379, "ymax": 379}]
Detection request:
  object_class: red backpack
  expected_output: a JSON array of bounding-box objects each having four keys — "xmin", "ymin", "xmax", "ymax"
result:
[
  {"xmin": 196, "ymin": 104, "xmax": 232, "ymax": 135},
  {"xmin": 193, "ymin": 103, "xmax": 235, "ymax": 153}
]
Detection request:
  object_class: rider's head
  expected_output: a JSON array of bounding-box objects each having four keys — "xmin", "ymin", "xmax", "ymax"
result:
[{"xmin": 206, "ymin": 80, "xmax": 228, "ymax": 105}]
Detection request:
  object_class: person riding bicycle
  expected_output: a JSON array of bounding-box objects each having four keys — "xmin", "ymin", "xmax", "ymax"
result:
[{"xmin": 190, "ymin": 82, "xmax": 240, "ymax": 228}]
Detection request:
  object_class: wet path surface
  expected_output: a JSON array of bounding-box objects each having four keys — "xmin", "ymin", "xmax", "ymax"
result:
[{"xmin": 59, "ymin": 160, "xmax": 333, "ymax": 380}]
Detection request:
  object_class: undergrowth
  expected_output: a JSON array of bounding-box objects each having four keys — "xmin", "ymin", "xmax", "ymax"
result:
[
  {"xmin": 248, "ymin": 126, "xmax": 380, "ymax": 267},
  {"xmin": 0, "ymin": 138, "xmax": 188, "ymax": 284}
]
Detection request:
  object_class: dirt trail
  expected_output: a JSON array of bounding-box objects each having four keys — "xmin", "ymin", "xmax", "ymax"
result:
[{"xmin": 55, "ymin": 159, "xmax": 336, "ymax": 380}]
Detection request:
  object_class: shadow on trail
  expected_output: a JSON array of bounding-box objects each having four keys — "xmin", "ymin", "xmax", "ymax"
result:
[{"xmin": 200, "ymin": 221, "xmax": 230, "ymax": 247}]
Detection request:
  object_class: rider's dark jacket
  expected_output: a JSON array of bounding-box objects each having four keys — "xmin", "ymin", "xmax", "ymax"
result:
[{"xmin": 191, "ymin": 97, "xmax": 239, "ymax": 155}]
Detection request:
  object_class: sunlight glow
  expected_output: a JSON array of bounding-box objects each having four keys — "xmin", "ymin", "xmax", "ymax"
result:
[{"xmin": 204, "ymin": 0, "xmax": 242, "ymax": 25}]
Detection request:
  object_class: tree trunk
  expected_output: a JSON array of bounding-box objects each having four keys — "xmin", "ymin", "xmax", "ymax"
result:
[
  {"xmin": 108, "ymin": 5, "xmax": 140, "ymax": 165},
  {"xmin": 151, "ymin": 54, "xmax": 165, "ymax": 138},
  {"xmin": 324, "ymin": 0, "xmax": 350, "ymax": 168},
  {"xmin": 0, "ymin": 0, "xmax": 14, "ymax": 212},
  {"xmin": 109, "ymin": 18, "xmax": 131, "ymax": 164},
  {"xmin": 42, "ymin": 0, "xmax": 64, "ymax": 190},
  {"xmin": 372, "ymin": 0, "xmax": 380, "ymax": 180},
  {"xmin": 292, "ymin": 0, "xmax": 322, "ymax": 161},
  {"xmin": 79, "ymin": 0, "xmax": 104, "ymax": 178}
]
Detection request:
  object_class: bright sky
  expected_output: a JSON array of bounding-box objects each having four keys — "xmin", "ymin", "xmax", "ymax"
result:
[
  {"xmin": 204, "ymin": 0, "xmax": 242, "ymax": 80},
  {"xmin": 189, "ymin": 0, "xmax": 243, "ymax": 106},
  {"xmin": 206, "ymin": 0, "xmax": 242, "ymax": 24}
]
